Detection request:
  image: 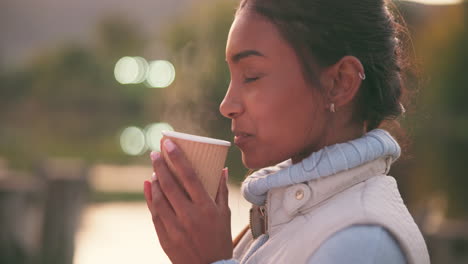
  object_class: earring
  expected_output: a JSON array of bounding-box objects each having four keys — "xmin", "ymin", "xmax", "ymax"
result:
[
  {"xmin": 400, "ymin": 103, "xmax": 406, "ymax": 114},
  {"xmin": 329, "ymin": 103, "xmax": 336, "ymax": 113},
  {"xmin": 358, "ymin": 72, "xmax": 366, "ymax": 80}
]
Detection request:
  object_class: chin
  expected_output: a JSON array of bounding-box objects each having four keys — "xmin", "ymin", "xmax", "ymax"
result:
[{"xmin": 241, "ymin": 152, "xmax": 278, "ymax": 170}]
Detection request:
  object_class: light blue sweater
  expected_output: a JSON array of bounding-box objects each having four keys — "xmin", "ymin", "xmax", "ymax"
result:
[{"xmin": 213, "ymin": 129, "xmax": 406, "ymax": 264}]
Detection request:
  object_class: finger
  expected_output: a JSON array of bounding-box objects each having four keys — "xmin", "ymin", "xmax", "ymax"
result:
[
  {"xmin": 150, "ymin": 151, "xmax": 160, "ymax": 172},
  {"xmin": 144, "ymin": 180, "xmax": 153, "ymax": 213},
  {"xmin": 151, "ymin": 151, "xmax": 191, "ymax": 215},
  {"xmin": 152, "ymin": 212, "xmax": 170, "ymax": 246},
  {"xmin": 216, "ymin": 168, "xmax": 230, "ymax": 210},
  {"xmin": 151, "ymin": 175, "xmax": 175, "ymax": 218},
  {"xmin": 151, "ymin": 180, "xmax": 184, "ymax": 247},
  {"xmin": 144, "ymin": 180, "xmax": 170, "ymax": 243},
  {"xmin": 149, "ymin": 180, "xmax": 171, "ymax": 245},
  {"xmin": 162, "ymin": 139, "xmax": 210, "ymax": 204}
]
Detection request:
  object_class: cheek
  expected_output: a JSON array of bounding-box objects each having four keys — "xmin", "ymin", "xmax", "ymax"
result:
[
  {"xmin": 242, "ymin": 84, "xmax": 322, "ymax": 167},
  {"xmin": 253, "ymin": 79, "xmax": 319, "ymax": 139},
  {"xmin": 266, "ymin": 96, "xmax": 319, "ymax": 144}
]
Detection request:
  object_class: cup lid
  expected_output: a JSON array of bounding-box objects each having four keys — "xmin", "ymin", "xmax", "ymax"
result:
[{"xmin": 161, "ymin": 130, "xmax": 231, "ymax": 146}]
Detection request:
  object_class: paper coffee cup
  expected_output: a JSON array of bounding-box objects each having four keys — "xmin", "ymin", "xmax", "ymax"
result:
[{"xmin": 161, "ymin": 130, "xmax": 231, "ymax": 199}]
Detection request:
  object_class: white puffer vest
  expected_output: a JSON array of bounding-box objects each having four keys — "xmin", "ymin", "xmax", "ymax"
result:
[{"xmin": 233, "ymin": 157, "xmax": 430, "ymax": 264}]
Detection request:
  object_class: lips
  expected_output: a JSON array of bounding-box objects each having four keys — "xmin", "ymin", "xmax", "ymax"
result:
[{"xmin": 233, "ymin": 131, "xmax": 254, "ymax": 147}]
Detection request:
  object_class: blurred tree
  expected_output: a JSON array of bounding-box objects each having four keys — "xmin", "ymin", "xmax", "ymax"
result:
[
  {"xmin": 401, "ymin": 2, "xmax": 468, "ymax": 217},
  {"xmin": 94, "ymin": 15, "xmax": 147, "ymax": 61},
  {"xmin": 419, "ymin": 2, "xmax": 467, "ymax": 218},
  {"xmin": 0, "ymin": 16, "xmax": 151, "ymax": 169}
]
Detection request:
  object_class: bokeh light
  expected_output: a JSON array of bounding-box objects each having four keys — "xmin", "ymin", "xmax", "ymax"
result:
[
  {"xmin": 145, "ymin": 122, "xmax": 174, "ymax": 151},
  {"xmin": 133, "ymin": 57, "xmax": 149, "ymax": 83},
  {"xmin": 114, "ymin": 56, "xmax": 148, "ymax": 84},
  {"xmin": 146, "ymin": 60, "xmax": 176, "ymax": 88},
  {"xmin": 120, "ymin": 126, "xmax": 147, "ymax": 155}
]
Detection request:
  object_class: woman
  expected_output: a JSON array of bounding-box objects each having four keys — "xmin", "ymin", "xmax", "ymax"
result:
[{"xmin": 143, "ymin": 0, "xmax": 430, "ymax": 263}]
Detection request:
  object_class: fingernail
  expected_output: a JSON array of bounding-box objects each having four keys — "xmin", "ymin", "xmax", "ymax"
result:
[
  {"xmin": 164, "ymin": 139, "xmax": 176, "ymax": 153},
  {"xmin": 223, "ymin": 167, "xmax": 229, "ymax": 179},
  {"xmin": 151, "ymin": 172, "xmax": 157, "ymax": 181},
  {"xmin": 150, "ymin": 151, "xmax": 159, "ymax": 161}
]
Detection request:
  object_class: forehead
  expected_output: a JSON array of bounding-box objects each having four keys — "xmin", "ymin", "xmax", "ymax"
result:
[{"xmin": 226, "ymin": 11, "xmax": 288, "ymax": 61}]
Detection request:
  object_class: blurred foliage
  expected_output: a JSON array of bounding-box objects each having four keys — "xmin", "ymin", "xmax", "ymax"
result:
[
  {"xmin": 90, "ymin": 191, "xmax": 146, "ymax": 203},
  {"xmin": 0, "ymin": 15, "xmax": 152, "ymax": 168},
  {"xmin": 0, "ymin": 0, "xmax": 467, "ymax": 218},
  {"xmin": 405, "ymin": 1, "xmax": 468, "ymax": 218},
  {"xmin": 0, "ymin": 1, "xmax": 247, "ymax": 178}
]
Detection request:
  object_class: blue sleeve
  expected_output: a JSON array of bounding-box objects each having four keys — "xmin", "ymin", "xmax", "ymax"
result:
[
  {"xmin": 307, "ymin": 225, "xmax": 407, "ymax": 264},
  {"xmin": 210, "ymin": 260, "xmax": 239, "ymax": 264}
]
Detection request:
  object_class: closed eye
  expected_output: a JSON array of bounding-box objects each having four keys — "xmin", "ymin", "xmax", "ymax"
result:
[{"xmin": 244, "ymin": 76, "xmax": 260, "ymax": 83}]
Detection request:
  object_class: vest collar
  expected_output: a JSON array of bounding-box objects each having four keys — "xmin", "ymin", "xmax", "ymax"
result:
[
  {"xmin": 242, "ymin": 129, "xmax": 401, "ymax": 206},
  {"xmin": 250, "ymin": 157, "xmax": 391, "ymax": 237}
]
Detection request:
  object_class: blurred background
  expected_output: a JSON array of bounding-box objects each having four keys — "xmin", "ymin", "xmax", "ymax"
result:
[{"xmin": 0, "ymin": 0, "xmax": 466, "ymax": 263}]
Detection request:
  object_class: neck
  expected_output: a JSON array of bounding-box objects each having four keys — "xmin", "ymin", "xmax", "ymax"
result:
[{"xmin": 292, "ymin": 124, "xmax": 365, "ymax": 164}]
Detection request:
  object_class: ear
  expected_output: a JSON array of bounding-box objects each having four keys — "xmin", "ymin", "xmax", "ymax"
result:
[{"xmin": 322, "ymin": 56, "xmax": 364, "ymax": 110}]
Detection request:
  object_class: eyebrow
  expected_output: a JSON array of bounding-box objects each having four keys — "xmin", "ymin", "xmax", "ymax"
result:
[{"xmin": 228, "ymin": 50, "xmax": 266, "ymax": 63}]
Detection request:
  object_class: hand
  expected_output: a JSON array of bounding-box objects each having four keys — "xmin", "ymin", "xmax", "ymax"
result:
[{"xmin": 143, "ymin": 139, "xmax": 233, "ymax": 264}]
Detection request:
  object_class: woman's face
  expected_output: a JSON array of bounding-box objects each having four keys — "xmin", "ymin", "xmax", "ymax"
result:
[{"xmin": 220, "ymin": 10, "xmax": 328, "ymax": 169}]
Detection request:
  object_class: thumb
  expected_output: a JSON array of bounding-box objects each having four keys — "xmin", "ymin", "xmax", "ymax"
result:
[{"xmin": 216, "ymin": 168, "xmax": 229, "ymax": 209}]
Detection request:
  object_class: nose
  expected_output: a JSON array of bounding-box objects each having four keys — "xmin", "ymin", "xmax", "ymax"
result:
[{"xmin": 219, "ymin": 83, "xmax": 243, "ymax": 119}]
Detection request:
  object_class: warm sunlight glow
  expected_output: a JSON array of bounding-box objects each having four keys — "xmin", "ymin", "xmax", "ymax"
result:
[
  {"xmin": 403, "ymin": 0, "xmax": 463, "ymax": 5},
  {"xmin": 146, "ymin": 60, "xmax": 176, "ymax": 88},
  {"xmin": 145, "ymin": 122, "xmax": 175, "ymax": 151},
  {"xmin": 114, "ymin": 56, "xmax": 148, "ymax": 84},
  {"xmin": 120, "ymin": 126, "xmax": 147, "ymax": 155}
]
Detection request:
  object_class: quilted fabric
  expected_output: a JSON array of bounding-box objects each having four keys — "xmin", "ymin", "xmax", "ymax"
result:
[{"xmin": 241, "ymin": 129, "xmax": 400, "ymax": 206}]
